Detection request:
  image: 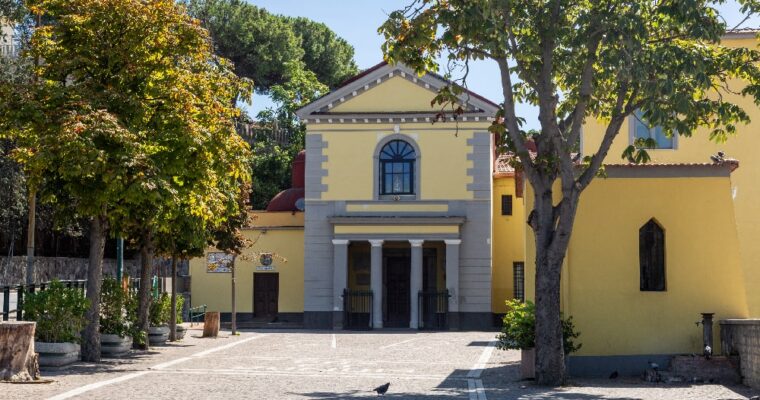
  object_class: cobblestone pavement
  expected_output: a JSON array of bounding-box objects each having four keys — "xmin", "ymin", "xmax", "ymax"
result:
[{"xmin": 3, "ymin": 327, "xmax": 760, "ymax": 399}]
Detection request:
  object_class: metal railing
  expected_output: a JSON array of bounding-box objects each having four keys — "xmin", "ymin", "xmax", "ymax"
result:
[
  {"xmin": 418, "ymin": 290, "xmax": 450, "ymax": 330},
  {"xmin": 343, "ymin": 289, "xmax": 373, "ymax": 330},
  {"xmin": 1, "ymin": 278, "xmax": 141, "ymax": 321}
]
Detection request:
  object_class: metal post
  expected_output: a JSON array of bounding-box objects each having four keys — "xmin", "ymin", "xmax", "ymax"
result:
[{"xmin": 116, "ymin": 237, "xmax": 124, "ymax": 281}]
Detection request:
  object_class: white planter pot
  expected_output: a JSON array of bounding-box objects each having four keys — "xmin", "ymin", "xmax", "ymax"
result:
[
  {"xmin": 101, "ymin": 334, "xmax": 133, "ymax": 356},
  {"xmin": 521, "ymin": 348, "xmax": 536, "ymax": 380},
  {"xmin": 148, "ymin": 326, "xmax": 170, "ymax": 346},
  {"xmin": 36, "ymin": 341, "xmax": 80, "ymax": 368}
]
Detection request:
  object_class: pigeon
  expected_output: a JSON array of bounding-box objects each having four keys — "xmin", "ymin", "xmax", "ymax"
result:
[
  {"xmin": 710, "ymin": 151, "xmax": 727, "ymax": 163},
  {"xmin": 648, "ymin": 361, "xmax": 659, "ymax": 371},
  {"xmin": 609, "ymin": 371, "xmax": 619, "ymax": 379},
  {"xmin": 374, "ymin": 382, "xmax": 390, "ymax": 396}
]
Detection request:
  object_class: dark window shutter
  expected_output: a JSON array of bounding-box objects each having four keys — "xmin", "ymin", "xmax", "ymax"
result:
[
  {"xmin": 501, "ymin": 195, "xmax": 513, "ymax": 216},
  {"xmin": 513, "ymin": 262, "xmax": 525, "ymax": 302},
  {"xmin": 639, "ymin": 219, "xmax": 666, "ymax": 291}
]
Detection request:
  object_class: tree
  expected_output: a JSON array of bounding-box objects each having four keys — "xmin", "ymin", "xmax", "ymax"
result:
[
  {"xmin": 249, "ymin": 62, "xmax": 328, "ymax": 209},
  {"xmin": 3, "ymin": 0, "xmax": 252, "ymax": 355},
  {"xmin": 380, "ymin": 0, "xmax": 760, "ymax": 385},
  {"xmin": 184, "ymin": 0, "xmax": 358, "ymax": 91}
]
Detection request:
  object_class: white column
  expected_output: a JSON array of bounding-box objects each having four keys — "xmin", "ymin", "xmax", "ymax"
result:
[
  {"xmin": 370, "ymin": 240, "xmax": 384, "ymax": 329},
  {"xmin": 445, "ymin": 239, "xmax": 461, "ymax": 330},
  {"xmin": 332, "ymin": 239, "xmax": 349, "ymax": 329},
  {"xmin": 409, "ymin": 239, "xmax": 424, "ymax": 329}
]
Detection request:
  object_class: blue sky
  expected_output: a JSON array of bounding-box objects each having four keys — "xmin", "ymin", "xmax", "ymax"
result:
[{"xmin": 245, "ymin": 1, "xmax": 758, "ymax": 130}]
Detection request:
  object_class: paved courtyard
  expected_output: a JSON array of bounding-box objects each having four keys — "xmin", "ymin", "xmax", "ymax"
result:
[{"xmin": 2, "ymin": 328, "xmax": 759, "ymax": 399}]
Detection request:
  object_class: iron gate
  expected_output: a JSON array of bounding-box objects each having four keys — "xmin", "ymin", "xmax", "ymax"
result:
[
  {"xmin": 342, "ymin": 289, "xmax": 373, "ymax": 330},
  {"xmin": 418, "ymin": 290, "xmax": 449, "ymax": 330}
]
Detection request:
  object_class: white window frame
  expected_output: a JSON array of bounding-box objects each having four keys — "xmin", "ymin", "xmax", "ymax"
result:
[{"xmin": 628, "ymin": 112, "xmax": 678, "ymax": 150}]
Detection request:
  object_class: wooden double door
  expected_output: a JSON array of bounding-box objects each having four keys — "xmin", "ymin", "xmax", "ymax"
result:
[
  {"xmin": 384, "ymin": 257, "xmax": 411, "ymax": 328},
  {"xmin": 253, "ymin": 273, "xmax": 279, "ymax": 321}
]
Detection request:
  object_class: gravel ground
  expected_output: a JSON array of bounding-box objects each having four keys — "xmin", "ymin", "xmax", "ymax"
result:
[{"xmin": 2, "ymin": 327, "xmax": 759, "ymax": 399}]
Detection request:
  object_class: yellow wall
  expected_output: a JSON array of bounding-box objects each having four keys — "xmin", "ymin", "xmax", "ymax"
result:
[
  {"xmin": 525, "ymin": 176, "xmax": 748, "ymax": 356},
  {"xmin": 189, "ymin": 212, "xmax": 305, "ymax": 314},
  {"xmin": 491, "ymin": 176, "xmax": 527, "ymax": 313},
  {"xmin": 581, "ymin": 35, "xmax": 760, "ymax": 316},
  {"xmin": 331, "ymin": 75, "xmax": 458, "ymax": 113},
  {"xmin": 311, "ymin": 124, "xmax": 486, "ymax": 201}
]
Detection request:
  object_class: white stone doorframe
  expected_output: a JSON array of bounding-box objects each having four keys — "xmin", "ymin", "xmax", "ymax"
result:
[{"xmin": 332, "ymin": 238, "xmax": 461, "ymax": 329}]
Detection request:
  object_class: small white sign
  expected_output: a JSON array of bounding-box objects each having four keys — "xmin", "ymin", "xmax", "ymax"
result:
[{"xmin": 256, "ymin": 265, "xmax": 274, "ymax": 271}]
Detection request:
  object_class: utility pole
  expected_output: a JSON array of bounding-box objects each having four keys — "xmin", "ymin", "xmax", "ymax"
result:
[{"xmin": 116, "ymin": 237, "xmax": 124, "ymax": 282}]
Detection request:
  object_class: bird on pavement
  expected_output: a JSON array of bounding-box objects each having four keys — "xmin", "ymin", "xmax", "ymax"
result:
[
  {"xmin": 609, "ymin": 371, "xmax": 619, "ymax": 379},
  {"xmin": 374, "ymin": 382, "xmax": 390, "ymax": 396}
]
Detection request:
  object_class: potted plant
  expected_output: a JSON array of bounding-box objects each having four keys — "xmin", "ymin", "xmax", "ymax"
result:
[
  {"xmin": 23, "ymin": 280, "xmax": 89, "ymax": 368},
  {"xmin": 99, "ymin": 277, "xmax": 135, "ymax": 356},
  {"xmin": 496, "ymin": 299, "xmax": 581, "ymax": 379},
  {"xmin": 148, "ymin": 292, "xmax": 171, "ymax": 345},
  {"xmin": 173, "ymin": 295, "xmax": 186, "ymax": 340}
]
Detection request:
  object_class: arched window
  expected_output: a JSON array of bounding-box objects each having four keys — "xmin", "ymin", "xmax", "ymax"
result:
[
  {"xmin": 639, "ymin": 219, "xmax": 666, "ymax": 291},
  {"xmin": 379, "ymin": 140, "xmax": 416, "ymax": 195}
]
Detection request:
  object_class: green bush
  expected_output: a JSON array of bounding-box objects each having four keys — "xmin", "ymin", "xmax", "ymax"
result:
[
  {"xmin": 176, "ymin": 295, "xmax": 184, "ymax": 325},
  {"xmin": 125, "ymin": 284, "xmax": 146, "ymax": 346},
  {"xmin": 149, "ymin": 292, "xmax": 171, "ymax": 326},
  {"xmin": 100, "ymin": 277, "xmax": 144, "ymax": 341},
  {"xmin": 23, "ymin": 280, "xmax": 89, "ymax": 343},
  {"xmin": 496, "ymin": 299, "xmax": 582, "ymax": 354}
]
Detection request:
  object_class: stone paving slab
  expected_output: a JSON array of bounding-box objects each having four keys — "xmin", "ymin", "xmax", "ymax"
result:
[{"xmin": 3, "ymin": 328, "xmax": 760, "ymax": 399}]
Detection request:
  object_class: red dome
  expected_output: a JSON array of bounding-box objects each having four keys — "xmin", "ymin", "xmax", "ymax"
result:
[
  {"xmin": 265, "ymin": 150, "xmax": 306, "ymax": 211},
  {"xmin": 266, "ymin": 188, "xmax": 305, "ymax": 211}
]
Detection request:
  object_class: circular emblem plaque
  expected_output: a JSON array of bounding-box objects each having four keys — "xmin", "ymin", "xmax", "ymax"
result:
[{"xmin": 259, "ymin": 253, "xmax": 273, "ymax": 266}]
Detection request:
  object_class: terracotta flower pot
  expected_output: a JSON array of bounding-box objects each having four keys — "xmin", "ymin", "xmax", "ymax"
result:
[
  {"xmin": 521, "ymin": 348, "xmax": 536, "ymax": 380},
  {"xmin": 36, "ymin": 341, "xmax": 80, "ymax": 368}
]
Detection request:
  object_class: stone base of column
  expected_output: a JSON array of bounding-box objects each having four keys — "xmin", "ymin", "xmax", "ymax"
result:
[
  {"xmin": 447, "ymin": 312, "xmax": 461, "ymax": 331},
  {"xmin": 332, "ymin": 311, "xmax": 344, "ymax": 330}
]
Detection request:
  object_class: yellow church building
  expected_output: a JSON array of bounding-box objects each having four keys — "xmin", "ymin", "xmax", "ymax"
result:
[{"xmin": 190, "ymin": 30, "xmax": 758, "ymax": 376}]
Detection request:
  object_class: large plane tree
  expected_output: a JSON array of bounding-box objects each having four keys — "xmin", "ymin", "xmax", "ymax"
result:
[{"xmin": 380, "ymin": 0, "xmax": 760, "ymax": 385}]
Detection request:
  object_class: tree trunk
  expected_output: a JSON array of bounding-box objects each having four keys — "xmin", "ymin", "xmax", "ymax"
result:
[
  {"xmin": 169, "ymin": 255, "xmax": 177, "ymax": 342},
  {"xmin": 81, "ymin": 215, "xmax": 108, "ymax": 362},
  {"xmin": 25, "ymin": 190, "xmax": 35, "ymax": 285},
  {"xmin": 0, "ymin": 322, "xmax": 40, "ymax": 382},
  {"xmin": 530, "ymin": 187, "xmax": 576, "ymax": 386},
  {"xmin": 202, "ymin": 312, "xmax": 220, "ymax": 338},
  {"xmin": 137, "ymin": 233, "xmax": 154, "ymax": 350},
  {"xmin": 231, "ymin": 260, "xmax": 236, "ymax": 335}
]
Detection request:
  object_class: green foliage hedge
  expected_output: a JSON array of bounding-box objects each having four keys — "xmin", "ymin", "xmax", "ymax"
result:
[
  {"xmin": 496, "ymin": 299, "xmax": 582, "ymax": 354},
  {"xmin": 23, "ymin": 280, "xmax": 89, "ymax": 343}
]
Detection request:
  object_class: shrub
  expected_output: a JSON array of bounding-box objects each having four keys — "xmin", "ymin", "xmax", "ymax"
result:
[
  {"xmin": 149, "ymin": 292, "xmax": 171, "ymax": 326},
  {"xmin": 100, "ymin": 277, "xmax": 131, "ymax": 337},
  {"xmin": 176, "ymin": 295, "xmax": 184, "ymax": 325},
  {"xmin": 23, "ymin": 280, "xmax": 89, "ymax": 343},
  {"xmin": 496, "ymin": 299, "xmax": 582, "ymax": 354}
]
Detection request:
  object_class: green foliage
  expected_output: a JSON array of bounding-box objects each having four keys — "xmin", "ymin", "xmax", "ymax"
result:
[
  {"xmin": 248, "ymin": 141, "xmax": 295, "ymax": 210},
  {"xmin": 125, "ymin": 284, "xmax": 146, "ymax": 346},
  {"xmin": 100, "ymin": 277, "xmax": 137, "ymax": 338},
  {"xmin": 176, "ymin": 295, "xmax": 185, "ymax": 325},
  {"xmin": 149, "ymin": 292, "xmax": 172, "ymax": 327},
  {"xmin": 23, "ymin": 280, "xmax": 89, "ymax": 343},
  {"xmin": 184, "ymin": 0, "xmax": 357, "ymax": 91},
  {"xmin": 497, "ymin": 300, "xmax": 581, "ymax": 354}
]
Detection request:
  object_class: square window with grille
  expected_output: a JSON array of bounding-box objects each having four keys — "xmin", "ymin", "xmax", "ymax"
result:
[
  {"xmin": 501, "ymin": 195, "xmax": 513, "ymax": 216},
  {"xmin": 513, "ymin": 262, "xmax": 525, "ymax": 302}
]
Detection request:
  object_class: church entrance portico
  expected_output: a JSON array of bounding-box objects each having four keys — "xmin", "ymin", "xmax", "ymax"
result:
[{"xmin": 335, "ymin": 237, "xmax": 461, "ymax": 330}]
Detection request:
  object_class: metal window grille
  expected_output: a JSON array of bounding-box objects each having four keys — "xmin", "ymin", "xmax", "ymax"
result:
[
  {"xmin": 501, "ymin": 195, "xmax": 513, "ymax": 216},
  {"xmin": 513, "ymin": 262, "xmax": 525, "ymax": 302}
]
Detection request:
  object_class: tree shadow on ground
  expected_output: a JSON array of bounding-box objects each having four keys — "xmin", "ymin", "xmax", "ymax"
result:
[{"xmin": 40, "ymin": 350, "xmax": 162, "ymax": 378}]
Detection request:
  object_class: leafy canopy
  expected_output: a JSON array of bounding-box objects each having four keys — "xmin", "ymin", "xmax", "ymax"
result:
[{"xmin": 380, "ymin": 0, "xmax": 760, "ymax": 187}]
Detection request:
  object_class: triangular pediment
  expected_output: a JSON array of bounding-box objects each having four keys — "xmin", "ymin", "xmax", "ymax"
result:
[{"xmin": 296, "ymin": 62, "xmax": 499, "ymax": 123}]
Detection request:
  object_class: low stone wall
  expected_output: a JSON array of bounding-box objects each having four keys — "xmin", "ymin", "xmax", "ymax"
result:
[
  {"xmin": 0, "ymin": 256, "xmax": 140, "ymax": 286},
  {"xmin": 720, "ymin": 319, "xmax": 760, "ymax": 388}
]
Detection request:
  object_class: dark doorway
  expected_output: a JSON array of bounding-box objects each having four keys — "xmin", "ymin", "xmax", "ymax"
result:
[
  {"xmin": 384, "ymin": 256, "xmax": 411, "ymax": 328},
  {"xmin": 254, "ymin": 273, "xmax": 279, "ymax": 321}
]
